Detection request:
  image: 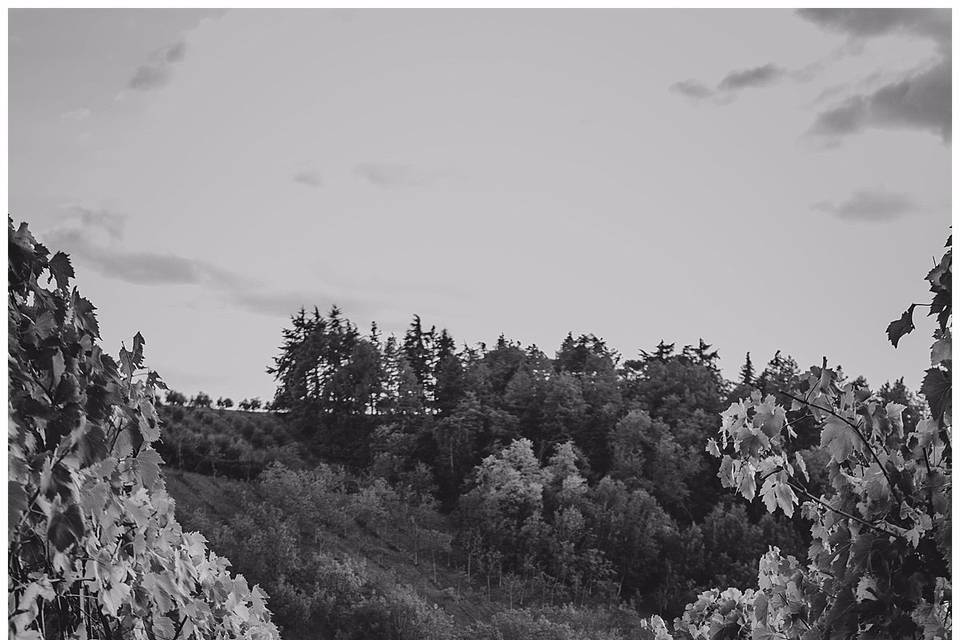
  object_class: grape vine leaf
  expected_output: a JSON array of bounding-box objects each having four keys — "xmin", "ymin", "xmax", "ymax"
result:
[
  {"xmin": 738, "ymin": 465, "xmax": 757, "ymax": 501},
  {"xmin": 820, "ymin": 417, "xmax": 860, "ymax": 461},
  {"xmin": 921, "ymin": 367, "xmax": 951, "ymax": 421},
  {"xmin": 886, "ymin": 305, "xmax": 916, "ymax": 348},
  {"xmin": 930, "ymin": 336, "xmax": 951, "ymax": 367},
  {"xmin": 760, "ymin": 475, "xmax": 779, "ymax": 513},
  {"xmin": 46, "ymin": 251, "xmax": 74, "ymax": 291},
  {"xmin": 137, "ymin": 447, "xmax": 164, "ymax": 489}
]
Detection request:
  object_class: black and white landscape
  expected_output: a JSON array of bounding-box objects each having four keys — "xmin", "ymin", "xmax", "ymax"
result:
[{"xmin": 8, "ymin": 8, "xmax": 952, "ymax": 640}]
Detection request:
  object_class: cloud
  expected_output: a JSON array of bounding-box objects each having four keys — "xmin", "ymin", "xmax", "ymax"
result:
[
  {"xmin": 128, "ymin": 41, "xmax": 187, "ymax": 91},
  {"xmin": 44, "ymin": 226, "xmax": 243, "ymax": 286},
  {"xmin": 800, "ymin": 9, "xmax": 951, "ymax": 143},
  {"xmin": 812, "ymin": 189, "xmax": 920, "ymax": 222},
  {"xmin": 670, "ymin": 63, "xmax": 786, "ymax": 103},
  {"xmin": 810, "ymin": 59, "xmax": 950, "ymax": 142},
  {"xmin": 62, "ymin": 205, "xmax": 127, "ymax": 240},
  {"xmin": 40, "ymin": 208, "xmax": 355, "ymax": 318},
  {"xmin": 292, "ymin": 170, "xmax": 323, "ymax": 188},
  {"xmin": 669, "ymin": 79, "xmax": 714, "ymax": 100},
  {"xmin": 42, "ymin": 209, "xmax": 243, "ymax": 286},
  {"xmin": 354, "ymin": 162, "xmax": 426, "ymax": 188},
  {"xmin": 797, "ymin": 8, "xmax": 950, "ymax": 47},
  {"xmin": 718, "ymin": 64, "xmax": 787, "ymax": 91}
]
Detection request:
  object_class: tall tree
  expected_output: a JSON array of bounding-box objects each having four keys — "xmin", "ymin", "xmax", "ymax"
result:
[
  {"xmin": 739, "ymin": 352, "xmax": 754, "ymax": 385},
  {"xmin": 403, "ymin": 315, "xmax": 435, "ymax": 396}
]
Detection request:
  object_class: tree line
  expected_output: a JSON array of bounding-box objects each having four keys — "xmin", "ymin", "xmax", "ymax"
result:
[{"xmin": 255, "ymin": 304, "xmax": 923, "ymax": 614}]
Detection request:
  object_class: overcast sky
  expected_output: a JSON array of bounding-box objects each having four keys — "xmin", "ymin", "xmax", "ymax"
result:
[{"xmin": 10, "ymin": 9, "xmax": 951, "ymax": 401}]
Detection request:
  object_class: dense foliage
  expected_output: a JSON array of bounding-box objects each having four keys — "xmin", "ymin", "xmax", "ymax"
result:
[
  {"xmin": 659, "ymin": 236, "xmax": 952, "ymax": 639},
  {"xmin": 179, "ymin": 463, "xmax": 455, "ymax": 639},
  {"xmin": 259, "ymin": 306, "xmax": 856, "ymax": 614},
  {"xmin": 253, "ymin": 234, "xmax": 948, "ymax": 636},
  {"xmin": 8, "ymin": 220, "xmax": 278, "ymax": 639}
]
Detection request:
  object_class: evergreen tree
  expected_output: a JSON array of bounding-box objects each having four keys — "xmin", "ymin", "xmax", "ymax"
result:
[
  {"xmin": 403, "ymin": 315, "xmax": 436, "ymax": 397},
  {"xmin": 739, "ymin": 352, "xmax": 754, "ymax": 385}
]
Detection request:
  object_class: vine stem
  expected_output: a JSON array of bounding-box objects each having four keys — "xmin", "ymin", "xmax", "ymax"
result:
[{"xmin": 786, "ymin": 479, "xmax": 900, "ymax": 539}]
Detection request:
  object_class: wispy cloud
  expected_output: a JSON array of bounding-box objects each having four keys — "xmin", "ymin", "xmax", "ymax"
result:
[
  {"xmin": 669, "ymin": 79, "xmax": 715, "ymax": 101},
  {"xmin": 44, "ymin": 226, "xmax": 243, "ymax": 287},
  {"xmin": 292, "ymin": 170, "xmax": 323, "ymax": 188},
  {"xmin": 810, "ymin": 58, "xmax": 949, "ymax": 143},
  {"xmin": 41, "ymin": 207, "xmax": 363, "ymax": 318},
  {"xmin": 799, "ymin": 9, "xmax": 951, "ymax": 143},
  {"xmin": 812, "ymin": 189, "xmax": 920, "ymax": 222},
  {"xmin": 718, "ymin": 64, "xmax": 787, "ymax": 91},
  {"xmin": 797, "ymin": 8, "xmax": 950, "ymax": 46},
  {"xmin": 128, "ymin": 40, "xmax": 188, "ymax": 91},
  {"xmin": 61, "ymin": 205, "xmax": 127, "ymax": 240},
  {"xmin": 670, "ymin": 63, "xmax": 788, "ymax": 103}
]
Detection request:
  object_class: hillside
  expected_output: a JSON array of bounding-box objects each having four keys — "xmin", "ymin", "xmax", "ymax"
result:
[
  {"xmin": 165, "ymin": 467, "xmax": 649, "ymax": 636},
  {"xmin": 165, "ymin": 469, "xmax": 497, "ymax": 627}
]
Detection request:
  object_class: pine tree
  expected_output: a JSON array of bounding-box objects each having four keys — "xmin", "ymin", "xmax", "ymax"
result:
[
  {"xmin": 403, "ymin": 315, "xmax": 435, "ymax": 394},
  {"xmin": 694, "ymin": 338, "xmax": 719, "ymax": 368},
  {"xmin": 653, "ymin": 340, "xmax": 676, "ymax": 362},
  {"xmin": 739, "ymin": 352, "xmax": 754, "ymax": 384}
]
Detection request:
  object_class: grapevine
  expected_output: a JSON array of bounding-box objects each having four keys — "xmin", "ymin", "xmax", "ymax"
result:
[{"xmin": 8, "ymin": 219, "xmax": 280, "ymax": 639}]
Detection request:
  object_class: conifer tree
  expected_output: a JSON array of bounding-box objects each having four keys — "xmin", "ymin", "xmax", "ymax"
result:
[{"xmin": 739, "ymin": 351, "xmax": 754, "ymax": 384}]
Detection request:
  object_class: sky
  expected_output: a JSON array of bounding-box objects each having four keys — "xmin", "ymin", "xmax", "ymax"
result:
[{"xmin": 9, "ymin": 9, "xmax": 952, "ymax": 402}]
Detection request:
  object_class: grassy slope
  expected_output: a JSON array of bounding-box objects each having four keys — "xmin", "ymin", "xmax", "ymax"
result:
[{"xmin": 164, "ymin": 468, "xmax": 504, "ymax": 627}]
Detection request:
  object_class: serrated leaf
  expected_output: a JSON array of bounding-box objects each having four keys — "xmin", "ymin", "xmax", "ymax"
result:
[
  {"xmin": 705, "ymin": 437, "xmax": 720, "ymax": 457},
  {"xmin": 46, "ymin": 251, "xmax": 74, "ymax": 291},
  {"xmin": 137, "ymin": 447, "xmax": 164, "ymax": 489},
  {"xmin": 753, "ymin": 592, "xmax": 769, "ymax": 623},
  {"xmin": 132, "ymin": 331, "xmax": 146, "ymax": 368},
  {"xmin": 760, "ymin": 474, "xmax": 778, "ymax": 513},
  {"xmin": 921, "ymin": 367, "xmax": 951, "ymax": 422},
  {"xmin": 718, "ymin": 455, "xmax": 736, "ymax": 488},
  {"xmin": 738, "ymin": 465, "xmax": 757, "ymax": 501},
  {"xmin": 754, "ymin": 395, "xmax": 786, "ymax": 439},
  {"xmin": 72, "ymin": 291, "xmax": 100, "ymax": 338},
  {"xmin": 886, "ymin": 305, "xmax": 916, "ymax": 348},
  {"xmin": 147, "ymin": 370, "xmax": 168, "ymax": 390},
  {"xmin": 929, "ymin": 290, "xmax": 951, "ymax": 334},
  {"xmin": 820, "ymin": 417, "xmax": 860, "ymax": 462},
  {"xmin": 794, "ymin": 451, "xmax": 808, "ymax": 482},
  {"xmin": 931, "ymin": 336, "xmax": 951, "ymax": 367},
  {"xmin": 775, "ymin": 481, "xmax": 797, "ymax": 518}
]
